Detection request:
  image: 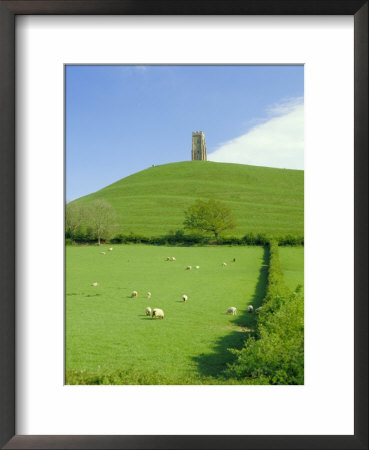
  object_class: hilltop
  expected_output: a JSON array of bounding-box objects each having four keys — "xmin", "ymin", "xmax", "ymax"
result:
[{"xmin": 72, "ymin": 161, "xmax": 303, "ymax": 237}]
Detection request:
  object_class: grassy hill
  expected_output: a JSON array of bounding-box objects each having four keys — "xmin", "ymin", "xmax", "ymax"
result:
[{"xmin": 73, "ymin": 161, "xmax": 304, "ymax": 237}]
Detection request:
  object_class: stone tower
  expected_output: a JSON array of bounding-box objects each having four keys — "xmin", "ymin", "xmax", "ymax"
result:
[{"xmin": 191, "ymin": 131, "xmax": 207, "ymax": 161}]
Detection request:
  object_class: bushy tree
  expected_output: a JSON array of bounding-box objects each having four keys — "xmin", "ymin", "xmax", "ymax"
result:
[
  {"xmin": 65, "ymin": 203, "xmax": 89, "ymax": 240},
  {"xmin": 86, "ymin": 199, "xmax": 118, "ymax": 245},
  {"xmin": 183, "ymin": 199, "xmax": 235, "ymax": 241}
]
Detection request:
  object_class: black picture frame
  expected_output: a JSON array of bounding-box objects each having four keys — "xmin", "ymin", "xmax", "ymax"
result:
[{"xmin": 0, "ymin": 1, "xmax": 367, "ymax": 449}]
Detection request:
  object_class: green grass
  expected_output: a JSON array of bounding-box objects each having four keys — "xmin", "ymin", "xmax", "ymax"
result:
[
  {"xmin": 66, "ymin": 244, "xmax": 268, "ymax": 384},
  {"xmin": 72, "ymin": 161, "xmax": 304, "ymax": 237},
  {"xmin": 278, "ymin": 246, "xmax": 304, "ymax": 290}
]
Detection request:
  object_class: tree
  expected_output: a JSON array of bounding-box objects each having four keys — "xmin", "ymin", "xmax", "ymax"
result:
[
  {"xmin": 183, "ymin": 199, "xmax": 235, "ymax": 241},
  {"xmin": 65, "ymin": 203, "xmax": 89, "ymax": 240},
  {"xmin": 86, "ymin": 199, "xmax": 118, "ymax": 245}
]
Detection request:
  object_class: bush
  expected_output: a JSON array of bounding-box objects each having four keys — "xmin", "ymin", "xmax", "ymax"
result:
[
  {"xmin": 72, "ymin": 226, "xmax": 96, "ymax": 243},
  {"xmin": 264, "ymin": 240, "xmax": 290, "ymax": 300},
  {"xmin": 68, "ymin": 229, "xmax": 304, "ymax": 247},
  {"xmin": 110, "ymin": 233, "xmax": 125, "ymax": 244},
  {"xmin": 161, "ymin": 229, "xmax": 210, "ymax": 246},
  {"xmin": 150, "ymin": 236, "xmax": 168, "ymax": 245},
  {"xmin": 242, "ymin": 232, "xmax": 270, "ymax": 245},
  {"xmin": 225, "ymin": 239, "xmax": 304, "ymax": 384},
  {"xmin": 276, "ymin": 234, "xmax": 304, "ymax": 246},
  {"xmin": 216, "ymin": 236, "xmax": 243, "ymax": 245},
  {"xmin": 226, "ymin": 290, "xmax": 304, "ymax": 384}
]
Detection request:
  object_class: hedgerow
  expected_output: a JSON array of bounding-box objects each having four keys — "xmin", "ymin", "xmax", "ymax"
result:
[
  {"xmin": 66, "ymin": 230, "xmax": 304, "ymax": 247},
  {"xmin": 225, "ymin": 240, "xmax": 304, "ymax": 384}
]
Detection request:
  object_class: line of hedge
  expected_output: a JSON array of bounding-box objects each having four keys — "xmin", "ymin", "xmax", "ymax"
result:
[
  {"xmin": 225, "ymin": 240, "xmax": 304, "ymax": 384},
  {"xmin": 66, "ymin": 230, "xmax": 304, "ymax": 247}
]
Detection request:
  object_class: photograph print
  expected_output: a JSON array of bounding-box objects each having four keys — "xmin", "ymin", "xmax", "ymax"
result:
[{"xmin": 65, "ymin": 65, "xmax": 304, "ymax": 385}]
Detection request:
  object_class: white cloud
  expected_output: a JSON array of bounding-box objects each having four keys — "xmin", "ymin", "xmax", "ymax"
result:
[{"xmin": 208, "ymin": 97, "xmax": 304, "ymax": 170}]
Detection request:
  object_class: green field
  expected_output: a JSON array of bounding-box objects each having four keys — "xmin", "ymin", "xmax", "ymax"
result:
[
  {"xmin": 279, "ymin": 246, "xmax": 304, "ymax": 290},
  {"xmin": 72, "ymin": 161, "xmax": 304, "ymax": 237},
  {"xmin": 66, "ymin": 244, "xmax": 271, "ymax": 384}
]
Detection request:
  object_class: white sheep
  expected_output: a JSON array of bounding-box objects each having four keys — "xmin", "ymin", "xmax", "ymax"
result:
[
  {"xmin": 152, "ymin": 308, "xmax": 164, "ymax": 319},
  {"xmin": 131, "ymin": 290, "xmax": 138, "ymax": 298},
  {"xmin": 255, "ymin": 306, "xmax": 263, "ymax": 313},
  {"xmin": 182, "ymin": 295, "xmax": 188, "ymax": 302},
  {"xmin": 222, "ymin": 262, "xmax": 227, "ymax": 267},
  {"xmin": 195, "ymin": 265, "xmax": 200, "ymax": 269},
  {"xmin": 91, "ymin": 282, "xmax": 98, "ymax": 287},
  {"xmin": 248, "ymin": 305, "xmax": 254, "ymax": 313},
  {"xmin": 171, "ymin": 257, "xmax": 176, "ymax": 261},
  {"xmin": 145, "ymin": 307, "xmax": 152, "ymax": 316},
  {"xmin": 100, "ymin": 252, "xmax": 106, "ymax": 255},
  {"xmin": 186, "ymin": 265, "xmax": 192, "ymax": 270},
  {"xmin": 147, "ymin": 291, "xmax": 151, "ymax": 298},
  {"xmin": 108, "ymin": 247, "xmax": 113, "ymax": 251},
  {"xmin": 226, "ymin": 307, "xmax": 237, "ymax": 315}
]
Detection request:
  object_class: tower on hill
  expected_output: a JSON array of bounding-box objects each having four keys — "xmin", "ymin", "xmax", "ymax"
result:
[{"xmin": 191, "ymin": 131, "xmax": 207, "ymax": 161}]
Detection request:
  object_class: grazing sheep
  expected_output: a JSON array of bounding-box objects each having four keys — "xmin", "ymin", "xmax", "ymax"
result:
[
  {"xmin": 108, "ymin": 247, "xmax": 113, "ymax": 251},
  {"xmin": 248, "ymin": 305, "xmax": 254, "ymax": 313},
  {"xmin": 145, "ymin": 307, "xmax": 152, "ymax": 316},
  {"xmin": 186, "ymin": 265, "xmax": 192, "ymax": 270},
  {"xmin": 255, "ymin": 306, "xmax": 263, "ymax": 313},
  {"xmin": 152, "ymin": 308, "xmax": 164, "ymax": 319},
  {"xmin": 171, "ymin": 257, "xmax": 176, "ymax": 261},
  {"xmin": 91, "ymin": 282, "xmax": 98, "ymax": 287},
  {"xmin": 195, "ymin": 265, "xmax": 200, "ymax": 269},
  {"xmin": 100, "ymin": 252, "xmax": 106, "ymax": 255},
  {"xmin": 182, "ymin": 295, "xmax": 188, "ymax": 302},
  {"xmin": 147, "ymin": 292, "xmax": 151, "ymax": 298},
  {"xmin": 222, "ymin": 262, "xmax": 227, "ymax": 267},
  {"xmin": 131, "ymin": 290, "xmax": 138, "ymax": 298},
  {"xmin": 226, "ymin": 307, "xmax": 237, "ymax": 315}
]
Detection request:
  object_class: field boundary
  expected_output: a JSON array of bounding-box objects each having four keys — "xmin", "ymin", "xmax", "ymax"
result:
[
  {"xmin": 225, "ymin": 240, "xmax": 304, "ymax": 384},
  {"xmin": 66, "ymin": 231, "xmax": 304, "ymax": 247}
]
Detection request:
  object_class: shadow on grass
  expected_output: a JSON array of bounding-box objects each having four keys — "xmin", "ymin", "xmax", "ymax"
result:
[
  {"xmin": 192, "ymin": 246, "xmax": 269, "ymax": 379},
  {"xmin": 85, "ymin": 294, "xmax": 101, "ymax": 298}
]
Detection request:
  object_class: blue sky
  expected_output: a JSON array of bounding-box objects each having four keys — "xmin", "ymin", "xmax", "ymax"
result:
[{"xmin": 66, "ymin": 65, "xmax": 304, "ymax": 201}]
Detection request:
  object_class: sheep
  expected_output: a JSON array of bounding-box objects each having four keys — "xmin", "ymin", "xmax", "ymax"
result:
[
  {"xmin": 226, "ymin": 307, "xmax": 237, "ymax": 315},
  {"xmin": 186, "ymin": 265, "xmax": 192, "ymax": 270},
  {"xmin": 182, "ymin": 295, "xmax": 188, "ymax": 302},
  {"xmin": 248, "ymin": 305, "xmax": 254, "ymax": 313},
  {"xmin": 145, "ymin": 307, "xmax": 152, "ymax": 316},
  {"xmin": 100, "ymin": 252, "xmax": 106, "ymax": 255},
  {"xmin": 171, "ymin": 257, "xmax": 176, "ymax": 261},
  {"xmin": 222, "ymin": 262, "xmax": 227, "ymax": 267},
  {"xmin": 108, "ymin": 247, "xmax": 113, "ymax": 251},
  {"xmin": 195, "ymin": 265, "xmax": 200, "ymax": 269},
  {"xmin": 147, "ymin": 291, "xmax": 151, "ymax": 298},
  {"xmin": 152, "ymin": 308, "xmax": 164, "ymax": 319},
  {"xmin": 91, "ymin": 282, "xmax": 98, "ymax": 287},
  {"xmin": 166, "ymin": 257, "xmax": 171, "ymax": 261},
  {"xmin": 255, "ymin": 306, "xmax": 263, "ymax": 313},
  {"xmin": 131, "ymin": 290, "xmax": 138, "ymax": 298}
]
